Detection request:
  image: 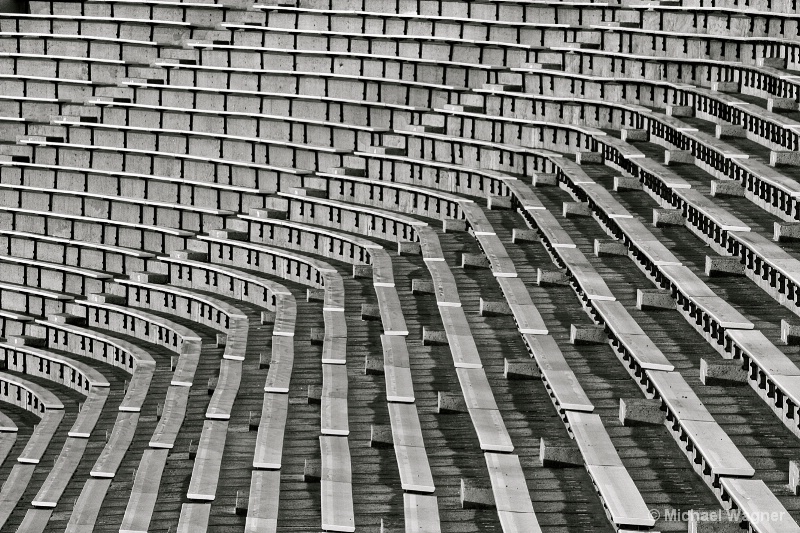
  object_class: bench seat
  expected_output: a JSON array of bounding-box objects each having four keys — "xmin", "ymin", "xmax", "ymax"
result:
[
  {"xmin": 498, "ymin": 277, "xmax": 548, "ymax": 334},
  {"xmin": 425, "ymin": 260, "xmax": 461, "ymax": 307},
  {"xmin": 119, "ymin": 448, "xmax": 168, "ymax": 533},
  {"xmin": 439, "ymin": 306, "xmax": 483, "ymax": 369},
  {"xmin": 320, "ymin": 435, "xmax": 355, "ymax": 532},
  {"xmin": 187, "ymin": 420, "xmax": 229, "ymax": 500},
  {"xmin": 253, "ymin": 392, "xmax": 288, "ymax": 469},
  {"xmin": 523, "ymin": 334, "xmax": 594, "ymax": 413},
  {"xmin": 90, "ymin": 411, "xmax": 138, "ymax": 478},
  {"xmin": 322, "ymin": 363, "xmax": 349, "ymax": 436},
  {"xmin": 17, "ymin": 409, "xmax": 63, "ymax": 465},
  {"xmin": 246, "ymin": 470, "xmax": 280, "ymax": 533},
  {"xmin": 31, "ymin": 436, "xmax": 87, "ymax": 508},
  {"xmin": 476, "ymin": 233, "xmax": 517, "ymax": 277},
  {"xmin": 593, "ymin": 301, "xmax": 674, "ymax": 371},
  {"xmin": 404, "ymin": 494, "xmax": 441, "ymax": 533},
  {"xmin": 468, "ymin": 408, "xmax": 514, "ymax": 452},
  {"xmin": 64, "ymin": 478, "xmax": 111, "ymax": 533},
  {"xmin": 374, "ymin": 284, "xmax": 409, "ymax": 336},
  {"xmin": 69, "ymin": 386, "xmax": 109, "ymax": 439},
  {"xmin": 388, "ymin": 403, "xmax": 434, "ymax": 493},
  {"xmin": 149, "ymin": 385, "xmax": 190, "ymax": 449},
  {"xmin": 720, "ymin": 478, "xmax": 800, "ymax": 533},
  {"xmin": 264, "ymin": 336, "xmax": 293, "ymax": 393},
  {"xmin": 485, "ymin": 453, "xmax": 541, "ymax": 531},
  {"xmin": 119, "ymin": 362, "xmax": 155, "ymax": 413},
  {"xmin": 529, "ymin": 210, "xmax": 576, "ymax": 248},
  {"xmin": 207, "ymin": 359, "xmax": 242, "ymax": 420},
  {"xmin": 381, "ymin": 335, "xmax": 414, "ymax": 403}
]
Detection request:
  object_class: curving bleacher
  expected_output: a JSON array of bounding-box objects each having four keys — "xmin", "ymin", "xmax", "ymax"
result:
[{"xmin": 2, "ymin": 0, "xmax": 800, "ymax": 531}]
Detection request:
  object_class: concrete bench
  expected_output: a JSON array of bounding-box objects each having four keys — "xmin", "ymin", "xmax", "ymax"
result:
[
  {"xmin": 475, "ymin": 233, "xmax": 517, "ymax": 277},
  {"xmin": 164, "ymin": 255, "xmax": 295, "ymax": 316},
  {"xmin": 69, "ymin": 387, "xmax": 109, "ymax": 439},
  {"xmin": 79, "ymin": 299, "xmax": 201, "ymax": 354},
  {"xmin": 199, "ymin": 235, "xmax": 346, "ymax": 293},
  {"xmin": 119, "ymin": 448, "xmax": 169, "ymax": 533},
  {"xmin": 415, "ymin": 228, "xmax": 445, "ymax": 262},
  {"xmin": 0, "ymin": 342, "xmax": 111, "ymax": 394},
  {"xmin": 187, "ymin": 419, "xmax": 228, "ymax": 500},
  {"xmin": 322, "ymin": 363, "xmax": 349, "ymax": 436},
  {"xmin": 207, "ymin": 359, "xmax": 242, "ymax": 420},
  {"xmin": 566, "ymin": 411, "xmax": 655, "ymax": 528},
  {"xmin": 16, "ymin": 509, "xmax": 52, "ymax": 533},
  {"xmin": 381, "ymin": 335, "xmax": 415, "ymax": 403},
  {"xmin": 119, "ymin": 278, "xmax": 249, "ymax": 334},
  {"xmin": 322, "ymin": 309, "xmax": 347, "ymax": 365},
  {"xmin": 241, "ymin": 214, "xmax": 381, "ymax": 268},
  {"xmin": 264, "ymin": 336, "xmax": 294, "ymax": 393},
  {"xmin": 149, "ymin": 385, "xmax": 190, "ymax": 449},
  {"xmin": 32, "ymin": 436, "xmax": 89, "ymax": 507},
  {"xmin": 374, "ymin": 284, "xmax": 409, "ymax": 336},
  {"xmin": 36, "ymin": 318, "xmax": 155, "ymax": 383},
  {"xmin": 0, "ymin": 204, "xmax": 194, "ymax": 256},
  {"xmin": 484, "ymin": 452, "xmax": 542, "ymax": 532},
  {"xmin": 456, "ymin": 368, "xmax": 514, "ymax": 452},
  {"xmin": 90, "ymin": 411, "xmax": 138, "ymax": 478},
  {"xmin": 527, "ymin": 209, "xmax": 577, "ymax": 249},
  {"xmin": 719, "ymin": 477, "xmax": 800, "ymax": 533},
  {"xmin": 439, "ymin": 306, "xmax": 483, "ymax": 369},
  {"xmin": 388, "ymin": 403, "xmax": 435, "ymax": 492},
  {"xmin": 0, "ymin": 371, "xmax": 63, "ymax": 418},
  {"xmin": 560, "ymin": 255, "xmax": 616, "ymax": 302},
  {"xmin": 320, "ymin": 435, "xmax": 355, "ymax": 532},
  {"xmin": 425, "ymin": 260, "xmax": 461, "ymax": 307},
  {"xmin": 0, "ymin": 464, "xmax": 36, "ymax": 529},
  {"xmin": 404, "ymin": 494, "xmax": 441, "ymax": 533},
  {"xmin": 0, "ymin": 181, "xmax": 233, "ymax": 233},
  {"xmin": 592, "ymin": 300, "xmax": 675, "ymax": 372},
  {"xmin": 648, "ymin": 371, "xmax": 755, "ymax": 482},
  {"xmin": 370, "ymin": 249, "xmax": 395, "ymax": 287},
  {"xmin": 523, "ymin": 334, "xmax": 594, "ymax": 413},
  {"xmin": 497, "ymin": 277, "xmax": 548, "ymax": 334},
  {"xmin": 0, "ymin": 229, "xmax": 157, "ymax": 276},
  {"xmin": 278, "ymin": 191, "xmax": 426, "ymax": 243},
  {"xmin": 63, "ymin": 478, "xmax": 112, "ymax": 533},
  {"xmin": 254, "ymin": 392, "xmax": 289, "ymax": 469},
  {"xmin": 0, "ymin": 411, "xmax": 16, "ymax": 433},
  {"xmin": 246, "ymin": 470, "xmax": 280, "ymax": 533},
  {"xmin": 0, "ymin": 253, "xmax": 111, "ymax": 297},
  {"xmin": 325, "ymin": 172, "xmax": 468, "ymax": 222},
  {"xmin": 176, "ymin": 503, "xmax": 211, "ymax": 532}
]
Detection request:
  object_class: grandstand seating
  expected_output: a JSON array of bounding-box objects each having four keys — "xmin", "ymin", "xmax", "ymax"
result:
[{"xmin": 1, "ymin": 0, "xmax": 800, "ymax": 532}]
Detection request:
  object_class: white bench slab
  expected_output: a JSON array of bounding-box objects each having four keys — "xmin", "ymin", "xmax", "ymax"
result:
[
  {"xmin": 90, "ymin": 412, "xmax": 138, "ymax": 478},
  {"xmin": 375, "ymin": 285, "xmax": 409, "ymax": 336},
  {"xmin": 32, "ymin": 437, "xmax": 88, "ymax": 508},
  {"xmin": 187, "ymin": 420, "xmax": 228, "ymax": 501},
  {"xmin": 469, "ymin": 408, "xmax": 514, "ymax": 453},
  {"xmin": 404, "ymin": 494, "xmax": 441, "ymax": 533},
  {"xmin": 523, "ymin": 335, "xmax": 594, "ymax": 412},
  {"xmin": 264, "ymin": 335, "xmax": 293, "ymax": 393},
  {"xmin": 254, "ymin": 393, "xmax": 288, "ymax": 470},
  {"xmin": 119, "ymin": 448, "xmax": 168, "ymax": 533},
  {"xmin": 206, "ymin": 359, "xmax": 242, "ymax": 420},
  {"xmin": 720, "ymin": 477, "xmax": 800, "ymax": 533},
  {"xmin": 456, "ymin": 368, "xmax": 499, "ymax": 411},
  {"xmin": 586, "ymin": 465, "xmax": 656, "ymax": 528},
  {"xmin": 63, "ymin": 478, "xmax": 111, "ymax": 533},
  {"xmin": 18, "ymin": 410, "xmax": 64, "ymax": 464},
  {"xmin": 565, "ymin": 411, "xmax": 623, "ymax": 467},
  {"xmin": 150, "ymin": 385, "xmax": 190, "ymax": 449},
  {"xmin": 245, "ymin": 470, "xmax": 280, "ymax": 533},
  {"xmin": 69, "ymin": 386, "xmax": 109, "ymax": 438}
]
